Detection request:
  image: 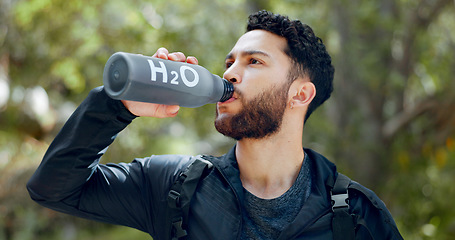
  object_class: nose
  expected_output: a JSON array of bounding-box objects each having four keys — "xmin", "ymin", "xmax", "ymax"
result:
[{"xmin": 223, "ymin": 65, "xmax": 242, "ymax": 84}]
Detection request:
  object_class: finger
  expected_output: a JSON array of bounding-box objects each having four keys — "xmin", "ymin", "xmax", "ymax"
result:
[
  {"xmin": 121, "ymin": 100, "xmax": 179, "ymax": 118},
  {"xmin": 154, "ymin": 104, "xmax": 180, "ymax": 118},
  {"xmin": 152, "ymin": 47, "xmax": 169, "ymax": 59},
  {"xmin": 166, "ymin": 105, "xmax": 180, "ymax": 116},
  {"xmin": 168, "ymin": 52, "xmax": 186, "ymax": 62},
  {"xmin": 186, "ymin": 56, "xmax": 199, "ymax": 65}
]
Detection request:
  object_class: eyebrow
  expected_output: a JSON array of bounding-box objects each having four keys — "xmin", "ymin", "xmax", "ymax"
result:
[{"xmin": 225, "ymin": 50, "xmax": 271, "ymax": 60}]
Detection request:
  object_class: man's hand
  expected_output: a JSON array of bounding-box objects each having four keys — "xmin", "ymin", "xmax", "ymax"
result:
[{"xmin": 121, "ymin": 48, "xmax": 199, "ymax": 118}]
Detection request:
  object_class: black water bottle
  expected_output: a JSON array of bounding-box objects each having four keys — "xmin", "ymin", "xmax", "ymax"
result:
[{"xmin": 103, "ymin": 52, "xmax": 234, "ymax": 108}]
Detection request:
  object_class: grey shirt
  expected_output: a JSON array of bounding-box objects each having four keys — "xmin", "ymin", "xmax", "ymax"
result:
[{"xmin": 241, "ymin": 154, "xmax": 313, "ymax": 240}]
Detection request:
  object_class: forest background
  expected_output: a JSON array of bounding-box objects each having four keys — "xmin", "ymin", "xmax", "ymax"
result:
[{"xmin": 1, "ymin": 0, "xmax": 455, "ymax": 239}]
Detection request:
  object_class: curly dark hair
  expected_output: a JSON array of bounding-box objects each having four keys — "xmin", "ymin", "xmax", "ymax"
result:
[{"xmin": 247, "ymin": 10, "xmax": 334, "ymax": 122}]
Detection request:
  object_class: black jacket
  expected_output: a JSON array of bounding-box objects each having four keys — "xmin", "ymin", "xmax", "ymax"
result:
[{"xmin": 27, "ymin": 87, "xmax": 403, "ymax": 239}]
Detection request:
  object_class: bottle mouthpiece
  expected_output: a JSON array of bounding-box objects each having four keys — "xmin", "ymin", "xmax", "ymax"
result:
[{"xmin": 219, "ymin": 80, "xmax": 234, "ymax": 102}]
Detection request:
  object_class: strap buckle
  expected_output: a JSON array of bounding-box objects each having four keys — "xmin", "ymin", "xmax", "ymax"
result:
[
  {"xmin": 331, "ymin": 192, "xmax": 349, "ymax": 210},
  {"xmin": 171, "ymin": 217, "xmax": 188, "ymax": 239},
  {"xmin": 168, "ymin": 190, "xmax": 181, "ymax": 209}
]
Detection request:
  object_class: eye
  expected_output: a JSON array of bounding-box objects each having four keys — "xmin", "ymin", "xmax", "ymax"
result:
[
  {"xmin": 249, "ymin": 58, "xmax": 260, "ymax": 65},
  {"xmin": 225, "ymin": 61, "xmax": 233, "ymax": 69}
]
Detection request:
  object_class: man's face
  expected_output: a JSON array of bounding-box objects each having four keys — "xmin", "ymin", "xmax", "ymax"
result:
[{"xmin": 215, "ymin": 30, "xmax": 293, "ymax": 140}]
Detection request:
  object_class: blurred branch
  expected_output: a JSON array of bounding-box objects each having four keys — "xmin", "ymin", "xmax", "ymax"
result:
[
  {"xmin": 414, "ymin": 0, "xmax": 453, "ymax": 27},
  {"xmin": 382, "ymin": 97, "xmax": 437, "ymax": 139},
  {"xmin": 395, "ymin": 0, "xmax": 453, "ymax": 111},
  {"xmin": 383, "ymin": 91, "xmax": 455, "ymax": 142},
  {"xmin": 399, "ymin": 0, "xmax": 453, "ymax": 68},
  {"xmin": 386, "ymin": 0, "xmax": 455, "ymax": 140}
]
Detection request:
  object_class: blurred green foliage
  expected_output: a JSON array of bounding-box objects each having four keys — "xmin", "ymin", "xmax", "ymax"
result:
[{"xmin": 1, "ymin": 0, "xmax": 455, "ymax": 239}]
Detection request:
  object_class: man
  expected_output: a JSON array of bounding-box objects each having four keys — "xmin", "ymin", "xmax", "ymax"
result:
[{"xmin": 27, "ymin": 10, "xmax": 403, "ymax": 239}]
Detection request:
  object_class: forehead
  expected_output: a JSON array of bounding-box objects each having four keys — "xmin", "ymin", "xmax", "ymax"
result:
[{"xmin": 228, "ymin": 30, "xmax": 288, "ymax": 59}]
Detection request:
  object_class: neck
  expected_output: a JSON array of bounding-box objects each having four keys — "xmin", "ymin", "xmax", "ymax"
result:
[{"xmin": 235, "ymin": 118, "xmax": 305, "ymax": 199}]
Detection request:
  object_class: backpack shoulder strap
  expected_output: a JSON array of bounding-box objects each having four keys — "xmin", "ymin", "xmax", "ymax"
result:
[
  {"xmin": 348, "ymin": 182, "xmax": 404, "ymax": 240},
  {"xmin": 166, "ymin": 156, "xmax": 213, "ymax": 240},
  {"xmin": 330, "ymin": 173, "xmax": 355, "ymax": 240},
  {"xmin": 329, "ymin": 173, "xmax": 404, "ymax": 240}
]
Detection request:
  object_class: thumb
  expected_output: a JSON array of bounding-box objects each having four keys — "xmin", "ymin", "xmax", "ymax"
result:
[{"xmin": 166, "ymin": 105, "xmax": 180, "ymax": 116}]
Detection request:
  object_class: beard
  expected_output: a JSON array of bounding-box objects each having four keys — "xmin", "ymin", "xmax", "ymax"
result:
[{"xmin": 214, "ymin": 82, "xmax": 290, "ymax": 140}]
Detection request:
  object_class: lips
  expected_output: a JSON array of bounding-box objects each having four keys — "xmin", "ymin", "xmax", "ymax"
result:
[
  {"xmin": 221, "ymin": 97, "xmax": 236, "ymax": 104},
  {"xmin": 219, "ymin": 90, "xmax": 239, "ymax": 104},
  {"xmin": 218, "ymin": 89, "xmax": 240, "ymax": 107}
]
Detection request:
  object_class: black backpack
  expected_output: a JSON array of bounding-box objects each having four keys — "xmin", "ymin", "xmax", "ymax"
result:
[
  {"xmin": 165, "ymin": 157, "xmax": 214, "ymax": 240},
  {"xmin": 165, "ymin": 157, "xmax": 384, "ymax": 240}
]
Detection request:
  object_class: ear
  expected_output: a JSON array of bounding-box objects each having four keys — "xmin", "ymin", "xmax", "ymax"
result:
[{"xmin": 288, "ymin": 78, "xmax": 316, "ymax": 109}]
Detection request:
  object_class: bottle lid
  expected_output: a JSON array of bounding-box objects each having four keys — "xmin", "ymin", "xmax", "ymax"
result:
[{"xmin": 219, "ymin": 80, "xmax": 234, "ymax": 102}]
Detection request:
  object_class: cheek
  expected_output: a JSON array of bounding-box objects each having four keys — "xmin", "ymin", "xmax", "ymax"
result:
[
  {"xmin": 250, "ymin": 68, "xmax": 288, "ymax": 86},
  {"xmin": 240, "ymin": 68, "xmax": 290, "ymax": 98},
  {"xmin": 241, "ymin": 78, "xmax": 266, "ymax": 96}
]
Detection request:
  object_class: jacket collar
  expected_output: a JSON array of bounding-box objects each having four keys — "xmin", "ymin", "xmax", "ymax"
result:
[
  {"xmin": 205, "ymin": 146, "xmax": 338, "ymax": 237},
  {"xmin": 203, "ymin": 145, "xmax": 246, "ymax": 203},
  {"xmin": 278, "ymin": 148, "xmax": 338, "ymax": 239}
]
